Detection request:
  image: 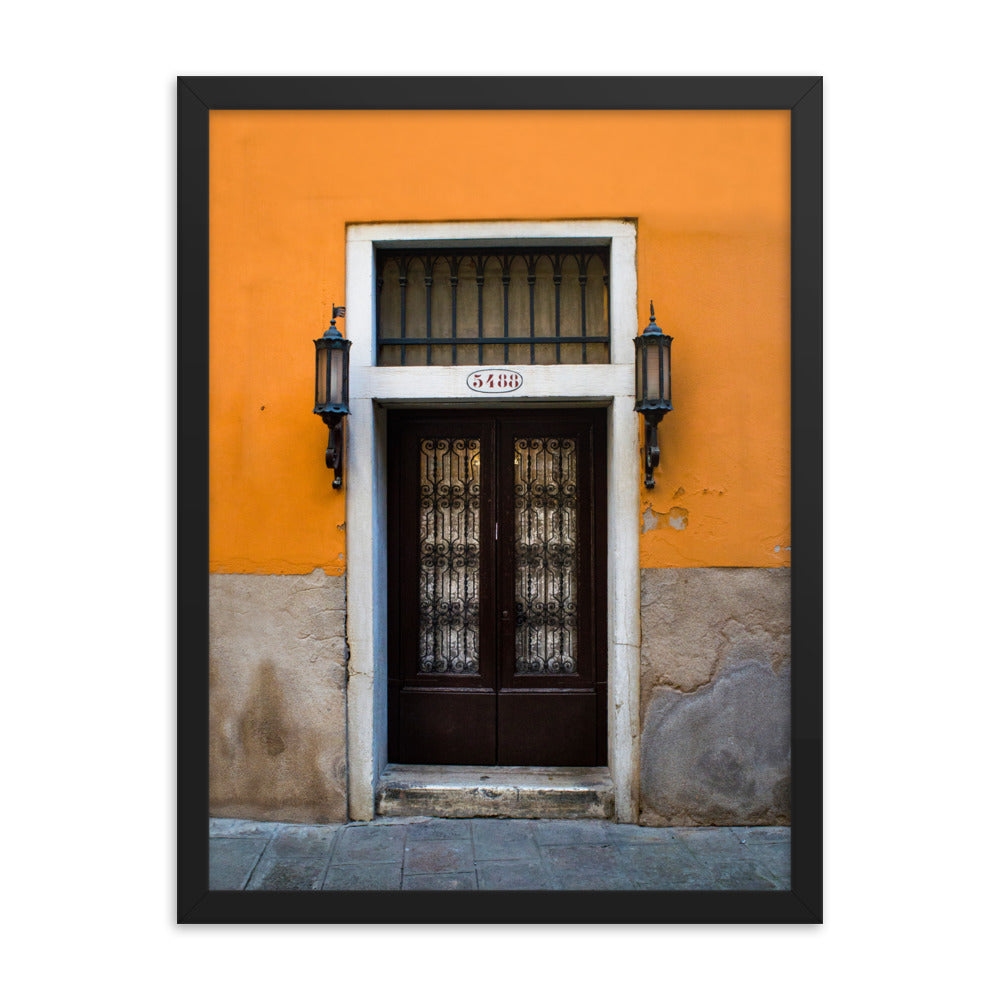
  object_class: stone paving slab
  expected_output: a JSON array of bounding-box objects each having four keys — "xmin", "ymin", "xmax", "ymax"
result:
[
  {"xmin": 533, "ymin": 819, "xmax": 616, "ymax": 846},
  {"xmin": 670, "ymin": 827, "xmax": 742, "ymax": 850},
  {"xmin": 209, "ymin": 837, "xmax": 269, "ymax": 890},
  {"xmin": 617, "ymin": 843, "xmax": 712, "ymax": 890},
  {"xmin": 541, "ymin": 844, "xmax": 633, "ymax": 890},
  {"xmin": 324, "ymin": 862, "xmax": 403, "ymax": 891},
  {"xmin": 472, "ymin": 819, "xmax": 541, "ymax": 861},
  {"xmin": 742, "ymin": 843, "xmax": 791, "ymax": 881},
  {"xmin": 208, "ymin": 817, "xmax": 791, "ymax": 892},
  {"xmin": 248, "ymin": 855, "xmax": 329, "ymax": 891},
  {"xmin": 404, "ymin": 819, "xmax": 471, "ymax": 842},
  {"xmin": 263, "ymin": 825, "xmax": 339, "ymax": 859},
  {"xmin": 692, "ymin": 855, "xmax": 785, "ymax": 891},
  {"xmin": 404, "ymin": 872, "xmax": 478, "ymax": 891},
  {"xmin": 475, "ymin": 859, "xmax": 552, "ymax": 891},
  {"xmin": 734, "ymin": 826, "xmax": 792, "ymax": 844},
  {"xmin": 404, "ymin": 839, "xmax": 475, "ymax": 875},
  {"xmin": 607, "ymin": 824, "xmax": 684, "ymax": 844},
  {"xmin": 209, "ymin": 819, "xmax": 282, "ymax": 839},
  {"xmin": 332, "ymin": 824, "xmax": 407, "ymax": 865}
]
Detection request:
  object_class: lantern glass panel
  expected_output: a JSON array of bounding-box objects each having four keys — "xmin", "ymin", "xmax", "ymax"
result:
[
  {"xmin": 328, "ymin": 348, "xmax": 344, "ymax": 406},
  {"xmin": 316, "ymin": 344, "xmax": 330, "ymax": 408},
  {"xmin": 648, "ymin": 342, "xmax": 664, "ymax": 403},
  {"xmin": 664, "ymin": 340, "xmax": 671, "ymax": 405}
]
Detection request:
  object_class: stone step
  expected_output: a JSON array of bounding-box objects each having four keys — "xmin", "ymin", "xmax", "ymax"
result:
[{"xmin": 375, "ymin": 764, "xmax": 615, "ymax": 820}]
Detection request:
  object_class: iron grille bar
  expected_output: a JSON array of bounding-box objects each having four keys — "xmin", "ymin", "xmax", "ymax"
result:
[
  {"xmin": 553, "ymin": 256, "xmax": 562, "ymax": 363},
  {"xmin": 398, "ymin": 267, "xmax": 407, "ymax": 365},
  {"xmin": 424, "ymin": 256, "xmax": 433, "ymax": 365},
  {"xmin": 527, "ymin": 255, "xmax": 536, "ymax": 364},
  {"xmin": 502, "ymin": 255, "xmax": 511, "ymax": 365},
  {"xmin": 449, "ymin": 258, "xmax": 459, "ymax": 365},
  {"xmin": 475, "ymin": 255, "xmax": 485, "ymax": 365}
]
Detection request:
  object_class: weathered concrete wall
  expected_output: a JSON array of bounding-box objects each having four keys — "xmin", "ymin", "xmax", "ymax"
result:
[
  {"xmin": 639, "ymin": 568, "xmax": 790, "ymax": 826},
  {"xmin": 209, "ymin": 571, "xmax": 348, "ymax": 824},
  {"xmin": 209, "ymin": 566, "xmax": 788, "ymax": 825}
]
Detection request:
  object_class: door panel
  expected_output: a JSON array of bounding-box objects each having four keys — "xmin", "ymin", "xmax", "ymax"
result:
[
  {"xmin": 388, "ymin": 409, "xmax": 606, "ymax": 765},
  {"xmin": 497, "ymin": 692, "xmax": 598, "ymax": 766},
  {"xmin": 399, "ymin": 691, "xmax": 496, "ymax": 765}
]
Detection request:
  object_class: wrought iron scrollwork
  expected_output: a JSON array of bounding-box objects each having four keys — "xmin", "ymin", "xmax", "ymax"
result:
[
  {"xmin": 418, "ymin": 438, "xmax": 481, "ymax": 674},
  {"xmin": 513, "ymin": 437, "xmax": 579, "ymax": 675}
]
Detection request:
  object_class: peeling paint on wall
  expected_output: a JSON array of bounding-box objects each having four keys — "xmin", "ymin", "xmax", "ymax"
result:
[
  {"xmin": 639, "ymin": 477, "xmax": 789, "ymax": 566},
  {"xmin": 641, "ymin": 505, "xmax": 659, "ymax": 533}
]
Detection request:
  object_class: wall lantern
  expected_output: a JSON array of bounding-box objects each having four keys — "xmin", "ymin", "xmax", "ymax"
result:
[
  {"xmin": 634, "ymin": 301, "xmax": 673, "ymax": 489},
  {"xmin": 314, "ymin": 303, "xmax": 351, "ymax": 489}
]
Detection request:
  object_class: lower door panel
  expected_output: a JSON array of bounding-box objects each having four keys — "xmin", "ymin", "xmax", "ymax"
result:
[{"xmin": 497, "ymin": 691, "xmax": 598, "ymax": 766}]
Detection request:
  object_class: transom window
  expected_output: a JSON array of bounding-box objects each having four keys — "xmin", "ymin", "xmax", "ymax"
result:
[{"xmin": 376, "ymin": 244, "xmax": 611, "ymax": 366}]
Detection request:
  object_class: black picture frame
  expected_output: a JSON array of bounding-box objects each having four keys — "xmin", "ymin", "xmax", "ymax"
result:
[{"xmin": 178, "ymin": 76, "xmax": 822, "ymax": 924}]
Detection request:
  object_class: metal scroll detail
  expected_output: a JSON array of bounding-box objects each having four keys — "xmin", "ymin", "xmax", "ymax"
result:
[
  {"xmin": 513, "ymin": 438, "xmax": 578, "ymax": 674},
  {"xmin": 418, "ymin": 437, "xmax": 481, "ymax": 674}
]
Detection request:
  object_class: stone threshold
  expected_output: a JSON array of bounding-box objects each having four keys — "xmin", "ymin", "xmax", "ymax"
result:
[{"xmin": 375, "ymin": 764, "xmax": 614, "ymax": 820}]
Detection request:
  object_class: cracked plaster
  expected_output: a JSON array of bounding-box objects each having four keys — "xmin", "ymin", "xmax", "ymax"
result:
[{"xmin": 637, "ymin": 567, "xmax": 790, "ymax": 825}]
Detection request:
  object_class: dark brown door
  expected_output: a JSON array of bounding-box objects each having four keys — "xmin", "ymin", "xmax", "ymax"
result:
[{"xmin": 388, "ymin": 409, "xmax": 607, "ymax": 766}]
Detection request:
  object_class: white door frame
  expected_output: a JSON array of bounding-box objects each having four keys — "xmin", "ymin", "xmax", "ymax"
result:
[{"xmin": 344, "ymin": 219, "xmax": 640, "ymax": 822}]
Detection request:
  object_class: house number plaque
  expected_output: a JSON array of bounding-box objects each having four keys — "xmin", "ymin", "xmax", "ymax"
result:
[{"xmin": 467, "ymin": 369, "xmax": 524, "ymax": 393}]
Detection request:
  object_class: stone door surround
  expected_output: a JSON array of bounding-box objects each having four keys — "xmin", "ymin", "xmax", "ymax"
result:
[{"xmin": 345, "ymin": 220, "xmax": 640, "ymax": 822}]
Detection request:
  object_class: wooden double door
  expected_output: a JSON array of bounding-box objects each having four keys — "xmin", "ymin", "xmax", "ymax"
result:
[{"xmin": 388, "ymin": 409, "xmax": 607, "ymax": 766}]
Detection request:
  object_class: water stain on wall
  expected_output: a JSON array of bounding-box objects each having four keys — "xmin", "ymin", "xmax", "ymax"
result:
[
  {"xmin": 209, "ymin": 571, "xmax": 348, "ymax": 823},
  {"xmin": 239, "ymin": 661, "xmax": 289, "ymax": 772},
  {"xmin": 228, "ymin": 661, "xmax": 331, "ymax": 818}
]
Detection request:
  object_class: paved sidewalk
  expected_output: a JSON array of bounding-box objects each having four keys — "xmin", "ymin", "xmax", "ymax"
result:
[{"xmin": 210, "ymin": 817, "xmax": 790, "ymax": 891}]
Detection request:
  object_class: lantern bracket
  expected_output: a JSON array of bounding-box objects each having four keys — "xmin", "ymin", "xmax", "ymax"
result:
[
  {"xmin": 643, "ymin": 412, "xmax": 664, "ymax": 490},
  {"xmin": 323, "ymin": 413, "xmax": 345, "ymax": 489}
]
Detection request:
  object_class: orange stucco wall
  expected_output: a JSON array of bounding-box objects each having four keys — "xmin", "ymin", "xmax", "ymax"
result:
[{"xmin": 209, "ymin": 110, "xmax": 790, "ymax": 574}]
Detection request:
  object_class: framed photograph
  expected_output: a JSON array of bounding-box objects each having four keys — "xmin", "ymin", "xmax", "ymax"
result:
[{"xmin": 179, "ymin": 76, "xmax": 822, "ymax": 923}]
